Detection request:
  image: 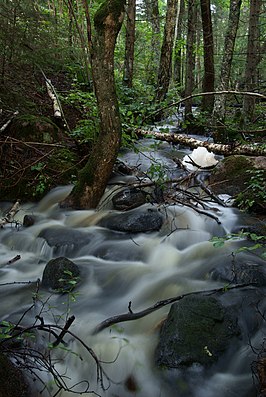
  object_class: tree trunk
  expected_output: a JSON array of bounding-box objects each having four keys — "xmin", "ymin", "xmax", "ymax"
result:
[
  {"xmin": 242, "ymin": 0, "xmax": 262, "ymax": 123},
  {"xmin": 200, "ymin": 0, "xmax": 215, "ymax": 112},
  {"xmin": 123, "ymin": 0, "xmax": 136, "ymax": 88},
  {"xmin": 136, "ymin": 129, "xmax": 266, "ymax": 156},
  {"xmin": 144, "ymin": 0, "xmax": 161, "ymax": 84},
  {"xmin": 63, "ymin": 0, "xmax": 125, "ymax": 209},
  {"xmin": 173, "ymin": 0, "xmax": 185, "ymax": 88},
  {"xmin": 155, "ymin": 0, "xmax": 178, "ymax": 103},
  {"xmin": 212, "ymin": 0, "xmax": 242, "ymax": 123},
  {"xmin": 184, "ymin": 0, "xmax": 197, "ymax": 119}
]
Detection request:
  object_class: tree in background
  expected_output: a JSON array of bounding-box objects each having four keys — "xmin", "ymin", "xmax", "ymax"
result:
[
  {"xmin": 173, "ymin": 0, "xmax": 185, "ymax": 90},
  {"xmin": 123, "ymin": 0, "xmax": 136, "ymax": 87},
  {"xmin": 184, "ymin": 0, "xmax": 198, "ymax": 119},
  {"xmin": 155, "ymin": 0, "xmax": 178, "ymax": 103},
  {"xmin": 212, "ymin": 0, "xmax": 242, "ymax": 123},
  {"xmin": 200, "ymin": 0, "xmax": 214, "ymax": 112},
  {"xmin": 242, "ymin": 0, "xmax": 263, "ymax": 123}
]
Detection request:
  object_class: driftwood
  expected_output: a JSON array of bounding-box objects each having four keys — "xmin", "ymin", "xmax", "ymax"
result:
[
  {"xmin": 136, "ymin": 129, "xmax": 266, "ymax": 156},
  {"xmin": 92, "ymin": 282, "xmax": 255, "ymax": 334},
  {"xmin": 0, "ymin": 201, "xmax": 20, "ymax": 228}
]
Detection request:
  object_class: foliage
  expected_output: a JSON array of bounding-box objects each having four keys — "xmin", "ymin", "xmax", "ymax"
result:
[
  {"xmin": 210, "ymin": 231, "xmax": 266, "ymax": 259},
  {"xmin": 235, "ymin": 169, "xmax": 266, "ymax": 212}
]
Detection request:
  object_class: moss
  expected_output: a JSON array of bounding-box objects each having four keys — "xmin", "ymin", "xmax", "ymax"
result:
[
  {"xmin": 0, "ymin": 353, "xmax": 30, "ymax": 397},
  {"xmin": 94, "ymin": 0, "xmax": 125, "ymax": 33}
]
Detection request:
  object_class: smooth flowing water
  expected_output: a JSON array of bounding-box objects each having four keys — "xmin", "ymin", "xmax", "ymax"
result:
[{"xmin": 0, "ymin": 139, "xmax": 265, "ymax": 397}]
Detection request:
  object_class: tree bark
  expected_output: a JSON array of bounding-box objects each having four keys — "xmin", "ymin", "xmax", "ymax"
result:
[
  {"xmin": 173, "ymin": 0, "xmax": 185, "ymax": 88},
  {"xmin": 184, "ymin": 0, "xmax": 197, "ymax": 119},
  {"xmin": 123, "ymin": 0, "xmax": 136, "ymax": 88},
  {"xmin": 200, "ymin": 0, "xmax": 215, "ymax": 112},
  {"xmin": 212, "ymin": 0, "xmax": 242, "ymax": 123},
  {"xmin": 136, "ymin": 129, "xmax": 266, "ymax": 156},
  {"xmin": 242, "ymin": 0, "xmax": 262, "ymax": 123},
  {"xmin": 63, "ymin": 0, "xmax": 125, "ymax": 209},
  {"xmin": 155, "ymin": 0, "xmax": 178, "ymax": 103},
  {"xmin": 143, "ymin": 0, "xmax": 161, "ymax": 84}
]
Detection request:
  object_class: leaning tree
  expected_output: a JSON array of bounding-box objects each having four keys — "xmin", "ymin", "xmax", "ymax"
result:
[{"xmin": 63, "ymin": 0, "xmax": 125, "ymax": 209}]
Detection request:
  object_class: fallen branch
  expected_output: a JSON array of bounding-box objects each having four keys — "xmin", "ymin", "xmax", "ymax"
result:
[
  {"xmin": 144, "ymin": 90, "xmax": 266, "ymax": 122},
  {"xmin": 92, "ymin": 282, "xmax": 256, "ymax": 334},
  {"xmin": 45, "ymin": 79, "xmax": 62, "ymax": 119},
  {"xmin": 0, "ymin": 111, "xmax": 19, "ymax": 133},
  {"xmin": 136, "ymin": 129, "xmax": 266, "ymax": 156}
]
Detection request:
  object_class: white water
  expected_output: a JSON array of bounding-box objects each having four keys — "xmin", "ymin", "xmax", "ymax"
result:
[{"xmin": 0, "ymin": 141, "xmax": 265, "ymax": 397}]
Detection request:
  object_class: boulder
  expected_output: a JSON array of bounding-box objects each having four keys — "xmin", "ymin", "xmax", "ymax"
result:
[
  {"xmin": 98, "ymin": 209, "xmax": 163, "ymax": 233},
  {"xmin": 155, "ymin": 295, "xmax": 241, "ymax": 369},
  {"xmin": 42, "ymin": 257, "xmax": 80, "ymax": 291},
  {"xmin": 210, "ymin": 261, "xmax": 266, "ymax": 287},
  {"xmin": 112, "ymin": 188, "xmax": 147, "ymax": 210},
  {"xmin": 39, "ymin": 227, "xmax": 92, "ymax": 256},
  {"xmin": 209, "ymin": 155, "xmax": 266, "ymax": 213},
  {"xmin": 0, "ymin": 353, "xmax": 30, "ymax": 397}
]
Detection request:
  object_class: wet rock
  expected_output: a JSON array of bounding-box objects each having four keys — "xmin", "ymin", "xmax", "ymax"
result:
[
  {"xmin": 42, "ymin": 257, "xmax": 80, "ymax": 291},
  {"xmin": 112, "ymin": 188, "xmax": 147, "ymax": 210},
  {"xmin": 0, "ymin": 353, "xmax": 30, "ymax": 397},
  {"xmin": 209, "ymin": 261, "xmax": 266, "ymax": 287},
  {"xmin": 23, "ymin": 215, "xmax": 36, "ymax": 227},
  {"xmin": 155, "ymin": 295, "xmax": 241, "ymax": 369},
  {"xmin": 39, "ymin": 227, "xmax": 92, "ymax": 256},
  {"xmin": 98, "ymin": 209, "xmax": 163, "ymax": 233}
]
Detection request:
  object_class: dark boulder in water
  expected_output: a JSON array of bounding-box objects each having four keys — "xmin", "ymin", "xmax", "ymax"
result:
[
  {"xmin": 155, "ymin": 294, "xmax": 241, "ymax": 369},
  {"xmin": 98, "ymin": 209, "xmax": 163, "ymax": 233},
  {"xmin": 112, "ymin": 188, "xmax": 147, "ymax": 211},
  {"xmin": 42, "ymin": 256, "xmax": 80, "ymax": 292}
]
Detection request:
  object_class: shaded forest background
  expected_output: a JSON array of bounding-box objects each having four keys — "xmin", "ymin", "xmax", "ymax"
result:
[{"xmin": 0, "ymin": 0, "xmax": 265, "ymax": 202}]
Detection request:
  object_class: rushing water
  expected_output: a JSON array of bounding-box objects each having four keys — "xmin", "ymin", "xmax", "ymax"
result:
[{"xmin": 0, "ymin": 139, "xmax": 265, "ymax": 397}]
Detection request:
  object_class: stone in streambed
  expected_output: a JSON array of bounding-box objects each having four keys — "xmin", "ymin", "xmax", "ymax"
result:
[{"xmin": 42, "ymin": 257, "xmax": 80, "ymax": 291}]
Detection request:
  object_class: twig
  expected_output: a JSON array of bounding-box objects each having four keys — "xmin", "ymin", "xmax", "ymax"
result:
[
  {"xmin": 0, "ymin": 111, "xmax": 19, "ymax": 133},
  {"xmin": 92, "ymin": 283, "xmax": 255, "ymax": 334}
]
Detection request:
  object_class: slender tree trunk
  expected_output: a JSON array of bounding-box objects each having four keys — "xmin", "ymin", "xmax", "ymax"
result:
[
  {"xmin": 155, "ymin": 0, "xmax": 178, "ymax": 103},
  {"xmin": 63, "ymin": 0, "xmax": 125, "ymax": 209},
  {"xmin": 212, "ymin": 0, "xmax": 242, "ymax": 123},
  {"xmin": 242, "ymin": 0, "xmax": 262, "ymax": 123},
  {"xmin": 184, "ymin": 0, "xmax": 197, "ymax": 119},
  {"xmin": 173, "ymin": 0, "xmax": 185, "ymax": 88},
  {"xmin": 200, "ymin": 0, "xmax": 215, "ymax": 112},
  {"xmin": 123, "ymin": 0, "xmax": 136, "ymax": 88},
  {"xmin": 144, "ymin": 0, "xmax": 161, "ymax": 84}
]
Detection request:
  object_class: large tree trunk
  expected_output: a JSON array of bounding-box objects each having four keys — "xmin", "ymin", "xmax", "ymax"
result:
[
  {"xmin": 123, "ymin": 0, "xmax": 136, "ymax": 88},
  {"xmin": 184, "ymin": 0, "xmax": 197, "ymax": 119},
  {"xmin": 155, "ymin": 0, "xmax": 178, "ymax": 103},
  {"xmin": 136, "ymin": 129, "xmax": 266, "ymax": 156},
  {"xmin": 242, "ymin": 0, "xmax": 262, "ymax": 123},
  {"xmin": 212, "ymin": 0, "xmax": 242, "ymax": 123},
  {"xmin": 200, "ymin": 0, "xmax": 215, "ymax": 112},
  {"xmin": 63, "ymin": 0, "xmax": 125, "ymax": 209}
]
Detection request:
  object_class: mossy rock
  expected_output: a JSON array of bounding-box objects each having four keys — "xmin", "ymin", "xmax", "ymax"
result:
[
  {"xmin": 9, "ymin": 114, "xmax": 59, "ymax": 143},
  {"xmin": 42, "ymin": 257, "xmax": 80, "ymax": 292},
  {"xmin": 0, "ymin": 353, "xmax": 30, "ymax": 397},
  {"xmin": 210, "ymin": 156, "xmax": 266, "ymax": 213}
]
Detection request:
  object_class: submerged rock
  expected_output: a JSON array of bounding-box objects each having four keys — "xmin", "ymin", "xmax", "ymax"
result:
[
  {"xmin": 42, "ymin": 257, "xmax": 80, "ymax": 291},
  {"xmin": 39, "ymin": 227, "xmax": 92, "ymax": 256},
  {"xmin": 98, "ymin": 209, "xmax": 163, "ymax": 233},
  {"xmin": 155, "ymin": 295, "xmax": 241, "ymax": 369}
]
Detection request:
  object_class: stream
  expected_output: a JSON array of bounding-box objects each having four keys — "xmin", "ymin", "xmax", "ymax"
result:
[{"xmin": 0, "ymin": 137, "xmax": 265, "ymax": 397}]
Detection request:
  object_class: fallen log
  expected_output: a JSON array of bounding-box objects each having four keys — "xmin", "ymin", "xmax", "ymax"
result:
[
  {"xmin": 136, "ymin": 129, "xmax": 266, "ymax": 156},
  {"xmin": 0, "ymin": 201, "xmax": 20, "ymax": 228}
]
